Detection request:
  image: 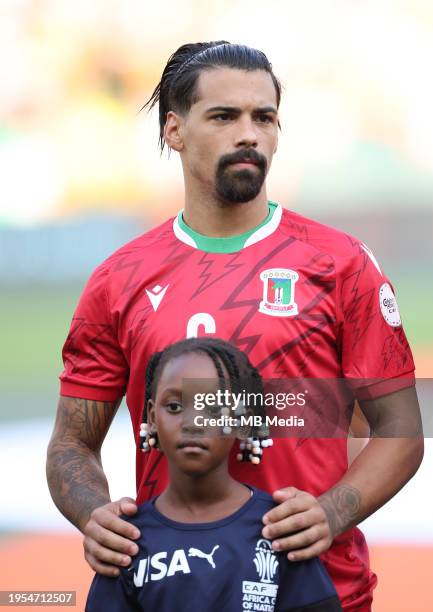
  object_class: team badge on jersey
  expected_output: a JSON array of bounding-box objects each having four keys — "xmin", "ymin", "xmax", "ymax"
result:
[
  {"xmin": 259, "ymin": 269, "xmax": 299, "ymax": 317},
  {"xmin": 379, "ymin": 282, "xmax": 402, "ymax": 327}
]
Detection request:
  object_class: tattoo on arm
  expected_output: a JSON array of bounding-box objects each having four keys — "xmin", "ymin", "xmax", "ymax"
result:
[
  {"xmin": 319, "ymin": 485, "xmax": 361, "ymax": 539},
  {"xmin": 46, "ymin": 396, "xmax": 121, "ymax": 532}
]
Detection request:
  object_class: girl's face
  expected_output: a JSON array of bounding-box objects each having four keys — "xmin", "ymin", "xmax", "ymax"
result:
[{"xmin": 148, "ymin": 352, "xmax": 235, "ymax": 477}]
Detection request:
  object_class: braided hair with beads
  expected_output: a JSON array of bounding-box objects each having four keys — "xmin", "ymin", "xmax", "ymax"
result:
[{"xmin": 139, "ymin": 337, "xmax": 273, "ymax": 464}]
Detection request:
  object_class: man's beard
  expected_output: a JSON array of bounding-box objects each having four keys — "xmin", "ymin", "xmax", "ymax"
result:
[{"xmin": 215, "ymin": 149, "xmax": 267, "ymax": 204}]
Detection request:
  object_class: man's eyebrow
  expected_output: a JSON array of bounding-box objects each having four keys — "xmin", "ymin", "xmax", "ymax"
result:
[
  {"xmin": 205, "ymin": 106, "xmax": 278, "ymax": 114},
  {"xmin": 205, "ymin": 106, "xmax": 241, "ymax": 114},
  {"xmin": 253, "ymin": 106, "xmax": 278, "ymax": 114}
]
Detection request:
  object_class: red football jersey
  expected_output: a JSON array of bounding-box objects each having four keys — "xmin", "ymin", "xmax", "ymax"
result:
[{"xmin": 60, "ymin": 204, "xmax": 414, "ymax": 610}]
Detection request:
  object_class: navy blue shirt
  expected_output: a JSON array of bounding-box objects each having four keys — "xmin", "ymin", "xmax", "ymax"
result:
[{"xmin": 86, "ymin": 488, "xmax": 341, "ymax": 611}]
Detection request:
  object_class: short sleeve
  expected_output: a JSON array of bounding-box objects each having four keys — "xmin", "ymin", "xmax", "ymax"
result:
[
  {"xmin": 59, "ymin": 264, "xmax": 128, "ymax": 401},
  {"xmin": 336, "ymin": 243, "xmax": 415, "ymax": 400},
  {"xmin": 275, "ymin": 556, "xmax": 341, "ymax": 611},
  {"xmin": 85, "ymin": 570, "xmax": 140, "ymax": 611}
]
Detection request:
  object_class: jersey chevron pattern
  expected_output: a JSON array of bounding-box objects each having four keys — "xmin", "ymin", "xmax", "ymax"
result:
[
  {"xmin": 86, "ymin": 488, "xmax": 341, "ymax": 612},
  {"xmin": 61, "ymin": 204, "xmax": 414, "ymax": 610}
]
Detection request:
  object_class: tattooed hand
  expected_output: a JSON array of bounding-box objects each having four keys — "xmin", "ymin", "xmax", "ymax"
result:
[
  {"xmin": 261, "ymin": 485, "xmax": 360, "ymax": 562},
  {"xmin": 46, "ymin": 397, "xmax": 141, "ymax": 575},
  {"xmin": 318, "ymin": 484, "xmax": 361, "ymax": 542}
]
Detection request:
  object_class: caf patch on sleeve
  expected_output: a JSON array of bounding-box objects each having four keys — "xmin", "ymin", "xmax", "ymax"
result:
[{"xmin": 379, "ymin": 282, "xmax": 402, "ymax": 327}]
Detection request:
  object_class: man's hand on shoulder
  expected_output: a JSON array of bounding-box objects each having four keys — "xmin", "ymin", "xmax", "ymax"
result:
[
  {"xmin": 261, "ymin": 487, "xmax": 337, "ymax": 562},
  {"xmin": 83, "ymin": 497, "xmax": 140, "ymax": 576}
]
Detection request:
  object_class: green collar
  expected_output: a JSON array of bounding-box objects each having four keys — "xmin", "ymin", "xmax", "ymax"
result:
[{"xmin": 173, "ymin": 201, "xmax": 281, "ymax": 254}]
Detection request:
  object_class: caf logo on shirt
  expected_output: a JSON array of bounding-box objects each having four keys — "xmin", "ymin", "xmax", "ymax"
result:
[
  {"xmin": 242, "ymin": 539, "xmax": 279, "ymax": 609},
  {"xmin": 253, "ymin": 539, "xmax": 279, "ymax": 583},
  {"xmin": 259, "ymin": 269, "xmax": 299, "ymax": 317}
]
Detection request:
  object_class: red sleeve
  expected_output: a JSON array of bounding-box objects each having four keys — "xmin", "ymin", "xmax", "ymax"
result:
[
  {"xmin": 336, "ymin": 243, "xmax": 415, "ymax": 400},
  {"xmin": 59, "ymin": 264, "xmax": 128, "ymax": 401}
]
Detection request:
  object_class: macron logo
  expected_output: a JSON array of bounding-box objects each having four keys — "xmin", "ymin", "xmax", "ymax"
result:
[{"xmin": 146, "ymin": 284, "xmax": 169, "ymax": 312}]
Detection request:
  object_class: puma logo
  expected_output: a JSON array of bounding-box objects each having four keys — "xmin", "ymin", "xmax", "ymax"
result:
[{"xmin": 188, "ymin": 545, "xmax": 220, "ymax": 569}]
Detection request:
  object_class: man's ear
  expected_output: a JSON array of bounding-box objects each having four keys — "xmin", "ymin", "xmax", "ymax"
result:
[
  {"xmin": 274, "ymin": 118, "xmax": 281, "ymax": 153},
  {"xmin": 164, "ymin": 111, "xmax": 184, "ymax": 152},
  {"xmin": 147, "ymin": 399, "xmax": 156, "ymax": 429}
]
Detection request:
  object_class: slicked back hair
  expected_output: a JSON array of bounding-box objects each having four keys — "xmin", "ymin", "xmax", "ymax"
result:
[
  {"xmin": 142, "ymin": 41, "xmax": 281, "ymax": 151},
  {"xmin": 143, "ymin": 337, "xmax": 267, "ymax": 437}
]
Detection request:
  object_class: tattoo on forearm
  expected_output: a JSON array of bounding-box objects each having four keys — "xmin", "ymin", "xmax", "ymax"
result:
[
  {"xmin": 46, "ymin": 397, "xmax": 120, "ymax": 531},
  {"xmin": 319, "ymin": 484, "xmax": 361, "ymax": 538}
]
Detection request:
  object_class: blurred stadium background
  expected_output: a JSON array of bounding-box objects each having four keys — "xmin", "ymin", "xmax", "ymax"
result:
[{"xmin": 0, "ymin": 0, "xmax": 432, "ymax": 610}]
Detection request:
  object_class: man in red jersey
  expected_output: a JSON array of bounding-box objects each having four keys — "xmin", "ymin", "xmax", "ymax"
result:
[{"xmin": 47, "ymin": 42, "xmax": 423, "ymax": 611}]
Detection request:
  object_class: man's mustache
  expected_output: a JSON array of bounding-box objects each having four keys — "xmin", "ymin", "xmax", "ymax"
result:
[{"xmin": 218, "ymin": 149, "xmax": 267, "ymax": 172}]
